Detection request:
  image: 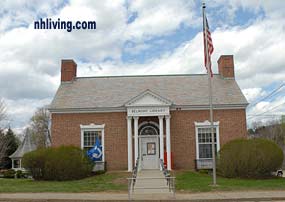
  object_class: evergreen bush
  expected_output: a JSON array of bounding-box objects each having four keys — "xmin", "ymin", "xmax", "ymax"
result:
[
  {"xmin": 23, "ymin": 146, "xmax": 93, "ymax": 181},
  {"xmin": 218, "ymin": 138, "xmax": 283, "ymax": 178}
]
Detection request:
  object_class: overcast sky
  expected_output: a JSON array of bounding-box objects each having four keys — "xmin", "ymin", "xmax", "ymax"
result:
[{"xmin": 0, "ymin": 0, "xmax": 285, "ymax": 133}]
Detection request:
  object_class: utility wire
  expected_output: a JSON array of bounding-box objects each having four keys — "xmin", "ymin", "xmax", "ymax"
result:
[
  {"xmin": 248, "ymin": 83, "xmax": 285, "ymax": 107},
  {"xmin": 247, "ymin": 102, "xmax": 285, "ymax": 120},
  {"xmin": 248, "ymin": 114, "xmax": 284, "ymax": 117}
]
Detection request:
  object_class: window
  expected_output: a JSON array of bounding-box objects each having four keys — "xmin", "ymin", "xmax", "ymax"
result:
[
  {"xmin": 195, "ymin": 121, "xmax": 220, "ymax": 160},
  {"xmin": 147, "ymin": 142, "xmax": 156, "ymax": 155},
  {"xmin": 13, "ymin": 159, "xmax": 21, "ymax": 169},
  {"xmin": 80, "ymin": 124, "xmax": 105, "ymax": 162},
  {"xmin": 197, "ymin": 128, "xmax": 217, "ymax": 159},
  {"xmin": 83, "ymin": 131, "xmax": 102, "ymax": 151}
]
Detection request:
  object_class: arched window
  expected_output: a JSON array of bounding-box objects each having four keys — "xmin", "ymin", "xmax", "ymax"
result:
[{"xmin": 139, "ymin": 122, "xmax": 159, "ymax": 136}]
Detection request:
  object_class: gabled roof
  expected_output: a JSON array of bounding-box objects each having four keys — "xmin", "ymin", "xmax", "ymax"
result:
[
  {"xmin": 9, "ymin": 130, "xmax": 37, "ymax": 159},
  {"xmin": 125, "ymin": 89, "xmax": 172, "ymax": 107},
  {"xmin": 49, "ymin": 74, "xmax": 248, "ymax": 111}
]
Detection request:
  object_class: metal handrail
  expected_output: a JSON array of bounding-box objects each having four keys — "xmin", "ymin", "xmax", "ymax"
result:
[
  {"xmin": 160, "ymin": 159, "xmax": 170, "ymax": 176},
  {"xmin": 127, "ymin": 176, "xmax": 176, "ymax": 200},
  {"xmin": 127, "ymin": 159, "xmax": 176, "ymax": 200},
  {"xmin": 130, "ymin": 158, "xmax": 139, "ymax": 191}
]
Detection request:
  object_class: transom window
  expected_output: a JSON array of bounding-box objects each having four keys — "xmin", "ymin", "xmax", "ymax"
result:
[{"xmin": 139, "ymin": 122, "xmax": 159, "ymax": 136}]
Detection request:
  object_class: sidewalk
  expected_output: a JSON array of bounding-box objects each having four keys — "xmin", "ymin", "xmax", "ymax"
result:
[{"xmin": 1, "ymin": 190, "xmax": 285, "ymax": 201}]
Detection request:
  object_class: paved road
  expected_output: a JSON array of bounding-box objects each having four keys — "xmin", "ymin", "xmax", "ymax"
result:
[{"xmin": 1, "ymin": 190, "xmax": 285, "ymax": 201}]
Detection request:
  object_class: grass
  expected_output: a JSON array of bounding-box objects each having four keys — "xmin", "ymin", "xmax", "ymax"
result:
[
  {"xmin": 0, "ymin": 171, "xmax": 128, "ymax": 193},
  {"xmin": 175, "ymin": 170, "xmax": 285, "ymax": 192},
  {"xmin": 1, "ymin": 171, "xmax": 285, "ymax": 193}
]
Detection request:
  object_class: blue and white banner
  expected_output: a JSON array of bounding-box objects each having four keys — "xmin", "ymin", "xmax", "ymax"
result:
[{"xmin": 87, "ymin": 136, "xmax": 102, "ymax": 161}]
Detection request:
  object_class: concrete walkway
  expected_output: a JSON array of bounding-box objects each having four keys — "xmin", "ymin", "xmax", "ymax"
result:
[
  {"xmin": 1, "ymin": 190, "xmax": 285, "ymax": 201},
  {"xmin": 130, "ymin": 169, "xmax": 174, "ymax": 199},
  {"xmin": 133, "ymin": 170, "xmax": 171, "ymax": 194}
]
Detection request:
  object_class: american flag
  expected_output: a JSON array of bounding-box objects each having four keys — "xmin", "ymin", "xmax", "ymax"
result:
[{"xmin": 203, "ymin": 16, "xmax": 214, "ymax": 77}]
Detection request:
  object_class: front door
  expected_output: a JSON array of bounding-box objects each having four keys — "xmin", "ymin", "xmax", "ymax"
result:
[{"xmin": 140, "ymin": 137, "xmax": 159, "ymax": 169}]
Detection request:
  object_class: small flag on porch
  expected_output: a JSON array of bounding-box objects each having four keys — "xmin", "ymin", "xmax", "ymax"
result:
[
  {"xmin": 203, "ymin": 16, "xmax": 214, "ymax": 77},
  {"xmin": 87, "ymin": 136, "xmax": 102, "ymax": 161}
]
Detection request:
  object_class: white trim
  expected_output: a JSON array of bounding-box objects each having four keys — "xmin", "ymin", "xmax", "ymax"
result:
[
  {"xmin": 138, "ymin": 121, "xmax": 159, "ymax": 130},
  {"xmin": 48, "ymin": 104, "xmax": 248, "ymax": 114},
  {"xmin": 80, "ymin": 123, "xmax": 105, "ymax": 130},
  {"xmin": 194, "ymin": 120, "xmax": 220, "ymax": 127},
  {"xmin": 194, "ymin": 120, "xmax": 220, "ymax": 160},
  {"xmin": 166, "ymin": 115, "xmax": 171, "ymax": 170},
  {"xmin": 159, "ymin": 116, "xmax": 164, "ymax": 170},
  {"xmin": 12, "ymin": 158, "xmax": 22, "ymax": 170},
  {"xmin": 195, "ymin": 126, "xmax": 199, "ymax": 160},
  {"xmin": 134, "ymin": 117, "xmax": 139, "ymax": 162},
  {"xmin": 127, "ymin": 116, "xmax": 133, "ymax": 172},
  {"xmin": 80, "ymin": 123, "xmax": 105, "ymax": 162},
  {"xmin": 102, "ymin": 127, "xmax": 105, "ymax": 162},
  {"xmin": 49, "ymin": 107, "xmax": 126, "ymax": 113},
  {"xmin": 125, "ymin": 89, "xmax": 172, "ymax": 107},
  {"xmin": 171, "ymin": 104, "xmax": 248, "ymax": 110},
  {"xmin": 139, "ymin": 125, "xmax": 159, "ymax": 136},
  {"xmin": 127, "ymin": 106, "xmax": 170, "ymax": 117}
]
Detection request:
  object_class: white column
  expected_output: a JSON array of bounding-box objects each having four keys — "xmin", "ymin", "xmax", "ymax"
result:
[
  {"xmin": 166, "ymin": 115, "xmax": 171, "ymax": 170},
  {"xmin": 159, "ymin": 116, "xmax": 164, "ymax": 170},
  {"xmin": 127, "ymin": 116, "xmax": 133, "ymax": 171},
  {"xmin": 134, "ymin": 116, "xmax": 139, "ymax": 162},
  {"xmin": 102, "ymin": 128, "xmax": 105, "ymax": 162}
]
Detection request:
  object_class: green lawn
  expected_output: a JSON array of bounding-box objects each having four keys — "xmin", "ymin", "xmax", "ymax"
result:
[
  {"xmin": 1, "ymin": 171, "xmax": 285, "ymax": 193},
  {"xmin": 175, "ymin": 171, "xmax": 285, "ymax": 192},
  {"xmin": 0, "ymin": 172, "xmax": 128, "ymax": 193}
]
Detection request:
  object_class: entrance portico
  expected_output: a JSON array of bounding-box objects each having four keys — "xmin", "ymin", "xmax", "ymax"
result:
[{"xmin": 125, "ymin": 90, "xmax": 172, "ymax": 171}]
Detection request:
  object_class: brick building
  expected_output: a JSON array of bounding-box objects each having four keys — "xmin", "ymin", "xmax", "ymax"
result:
[{"xmin": 49, "ymin": 55, "xmax": 248, "ymax": 171}]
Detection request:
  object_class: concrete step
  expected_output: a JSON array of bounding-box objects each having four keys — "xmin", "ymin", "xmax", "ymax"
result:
[{"xmin": 132, "ymin": 169, "xmax": 173, "ymax": 194}]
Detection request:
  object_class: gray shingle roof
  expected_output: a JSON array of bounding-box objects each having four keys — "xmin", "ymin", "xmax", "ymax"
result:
[
  {"xmin": 49, "ymin": 74, "xmax": 248, "ymax": 110},
  {"xmin": 9, "ymin": 130, "xmax": 37, "ymax": 159}
]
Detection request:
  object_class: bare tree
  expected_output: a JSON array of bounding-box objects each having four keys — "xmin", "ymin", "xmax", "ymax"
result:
[
  {"xmin": 0, "ymin": 99, "xmax": 6, "ymax": 128},
  {"xmin": 0, "ymin": 132, "xmax": 9, "ymax": 165},
  {"xmin": 30, "ymin": 107, "xmax": 51, "ymax": 148},
  {"xmin": 0, "ymin": 100, "xmax": 8, "ymax": 167},
  {"xmin": 252, "ymin": 119, "xmax": 285, "ymax": 168}
]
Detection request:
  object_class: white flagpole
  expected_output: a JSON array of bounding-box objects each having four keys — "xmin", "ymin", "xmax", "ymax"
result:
[{"xmin": 202, "ymin": 2, "xmax": 217, "ymax": 186}]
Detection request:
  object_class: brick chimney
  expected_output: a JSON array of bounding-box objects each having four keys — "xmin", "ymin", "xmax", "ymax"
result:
[
  {"xmin": 61, "ymin": 59, "xmax": 77, "ymax": 82},
  {"xmin": 217, "ymin": 55, "xmax": 235, "ymax": 79}
]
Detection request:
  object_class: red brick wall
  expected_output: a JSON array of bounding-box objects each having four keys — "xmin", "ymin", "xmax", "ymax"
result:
[
  {"xmin": 170, "ymin": 109, "xmax": 247, "ymax": 169},
  {"xmin": 51, "ymin": 108, "xmax": 247, "ymax": 170},
  {"xmin": 51, "ymin": 112, "xmax": 128, "ymax": 170}
]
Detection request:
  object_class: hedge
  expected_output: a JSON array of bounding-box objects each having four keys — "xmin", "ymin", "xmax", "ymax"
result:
[
  {"xmin": 218, "ymin": 138, "xmax": 283, "ymax": 178},
  {"xmin": 22, "ymin": 146, "xmax": 93, "ymax": 181}
]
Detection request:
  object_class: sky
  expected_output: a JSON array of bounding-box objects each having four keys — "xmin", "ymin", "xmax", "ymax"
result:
[{"xmin": 0, "ymin": 0, "xmax": 285, "ymax": 134}]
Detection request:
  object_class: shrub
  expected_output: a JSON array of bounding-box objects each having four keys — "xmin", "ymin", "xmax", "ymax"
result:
[
  {"xmin": 22, "ymin": 148, "xmax": 47, "ymax": 179},
  {"xmin": 23, "ymin": 146, "xmax": 93, "ymax": 181},
  {"xmin": 218, "ymin": 138, "xmax": 283, "ymax": 178},
  {"xmin": 3, "ymin": 169, "xmax": 16, "ymax": 178}
]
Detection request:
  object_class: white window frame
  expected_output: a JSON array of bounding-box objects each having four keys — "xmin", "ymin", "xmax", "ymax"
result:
[
  {"xmin": 80, "ymin": 123, "xmax": 105, "ymax": 162},
  {"xmin": 12, "ymin": 158, "xmax": 22, "ymax": 170},
  {"xmin": 194, "ymin": 120, "xmax": 220, "ymax": 160}
]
